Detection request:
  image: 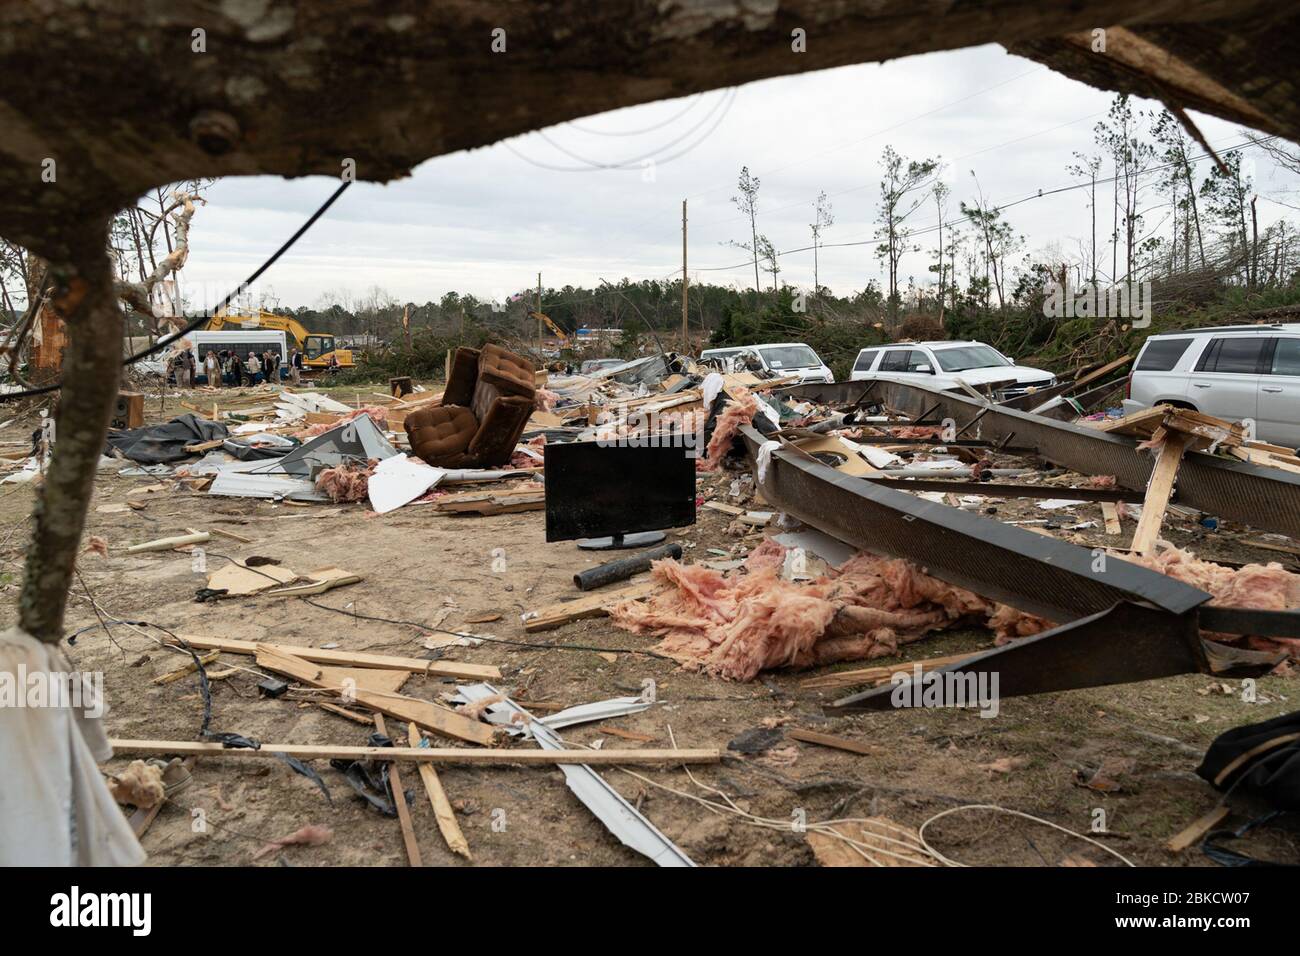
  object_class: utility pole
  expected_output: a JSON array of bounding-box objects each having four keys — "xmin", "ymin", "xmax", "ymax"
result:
[
  {"xmin": 536, "ymin": 272, "xmax": 542, "ymax": 355},
  {"xmin": 681, "ymin": 199, "xmax": 688, "ymax": 352}
]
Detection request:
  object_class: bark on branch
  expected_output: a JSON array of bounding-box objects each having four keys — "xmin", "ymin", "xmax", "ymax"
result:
[{"xmin": 19, "ymin": 223, "xmax": 123, "ymax": 641}]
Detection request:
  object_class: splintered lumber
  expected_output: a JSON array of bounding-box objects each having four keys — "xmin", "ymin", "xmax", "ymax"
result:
[
  {"xmin": 168, "ymin": 635, "xmax": 500, "ymax": 681},
  {"xmin": 408, "ymin": 722, "xmax": 471, "ymax": 860},
  {"xmin": 375, "ymin": 714, "xmax": 423, "ymax": 866},
  {"xmin": 319, "ymin": 702, "xmax": 374, "ymax": 724},
  {"xmin": 109, "ymin": 739, "xmax": 720, "ymax": 765},
  {"xmin": 1166, "ymin": 805, "xmax": 1229, "ymax": 853},
  {"xmin": 1130, "ymin": 431, "xmax": 1193, "ymax": 556},
  {"xmin": 151, "ymin": 650, "xmax": 220, "ymax": 685},
  {"xmin": 1069, "ymin": 354, "xmax": 1131, "ymax": 393},
  {"xmin": 255, "ymin": 644, "xmax": 497, "ymax": 747},
  {"xmin": 124, "ymin": 531, "xmax": 211, "ymax": 554},
  {"xmin": 524, "ymin": 579, "xmax": 665, "ymax": 632},
  {"xmin": 437, "ymin": 491, "xmax": 545, "ymax": 515},
  {"xmin": 1101, "ymin": 501, "xmax": 1122, "ymax": 535},
  {"xmin": 800, "ymin": 652, "xmax": 976, "ymax": 690},
  {"xmin": 786, "ymin": 728, "xmax": 876, "ymax": 756}
]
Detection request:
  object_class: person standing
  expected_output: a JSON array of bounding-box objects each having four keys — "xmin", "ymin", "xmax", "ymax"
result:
[
  {"xmin": 289, "ymin": 347, "xmax": 303, "ymax": 384},
  {"xmin": 204, "ymin": 350, "xmax": 219, "ymax": 387},
  {"xmin": 246, "ymin": 351, "xmax": 262, "ymax": 385}
]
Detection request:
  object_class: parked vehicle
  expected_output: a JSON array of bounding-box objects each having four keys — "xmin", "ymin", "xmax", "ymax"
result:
[
  {"xmin": 188, "ymin": 330, "xmax": 289, "ymax": 384},
  {"xmin": 848, "ymin": 340, "xmax": 1054, "ymax": 399},
  {"xmin": 699, "ymin": 343, "xmax": 834, "ymax": 383},
  {"xmin": 1123, "ymin": 323, "xmax": 1300, "ymax": 446}
]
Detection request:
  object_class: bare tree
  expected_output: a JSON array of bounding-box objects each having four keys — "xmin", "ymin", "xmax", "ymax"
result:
[
  {"xmin": 730, "ymin": 166, "xmax": 762, "ymax": 295},
  {"xmin": 810, "ymin": 190, "xmax": 834, "ymax": 299},
  {"xmin": 874, "ymin": 145, "xmax": 938, "ymax": 324}
]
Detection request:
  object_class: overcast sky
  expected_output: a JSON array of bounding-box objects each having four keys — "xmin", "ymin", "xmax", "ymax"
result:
[{"xmin": 176, "ymin": 43, "xmax": 1299, "ymax": 312}]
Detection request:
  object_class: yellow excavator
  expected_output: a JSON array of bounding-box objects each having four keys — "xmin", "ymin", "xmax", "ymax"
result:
[{"xmin": 206, "ymin": 307, "xmax": 355, "ymax": 370}]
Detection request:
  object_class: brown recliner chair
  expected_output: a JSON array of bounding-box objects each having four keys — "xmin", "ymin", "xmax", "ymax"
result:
[{"xmin": 405, "ymin": 344, "xmax": 536, "ymax": 468}]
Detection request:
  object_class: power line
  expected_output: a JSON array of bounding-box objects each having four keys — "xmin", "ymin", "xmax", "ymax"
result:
[
  {"xmin": 502, "ymin": 89, "xmax": 737, "ymax": 173},
  {"xmin": 687, "ymin": 134, "xmax": 1278, "ymax": 275},
  {"xmin": 564, "ymin": 93, "xmax": 706, "ymax": 137}
]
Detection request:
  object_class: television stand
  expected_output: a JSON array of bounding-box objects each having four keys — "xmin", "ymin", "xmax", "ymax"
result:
[{"xmin": 577, "ymin": 531, "xmax": 666, "ymax": 551}]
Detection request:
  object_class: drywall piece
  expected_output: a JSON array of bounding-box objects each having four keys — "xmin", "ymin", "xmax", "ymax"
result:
[
  {"xmin": 207, "ymin": 560, "xmax": 297, "ymax": 596},
  {"xmin": 278, "ymin": 391, "xmax": 353, "ymax": 415},
  {"xmin": 454, "ymin": 683, "xmax": 694, "ymax": 867},
  {"xmin": 368, "ymin": 455, "xmax": 445, "ymax": 513}
]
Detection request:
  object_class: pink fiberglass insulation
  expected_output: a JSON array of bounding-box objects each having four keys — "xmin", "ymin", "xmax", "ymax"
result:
[
  {"xmin": 535, "ymin": 388, "xmax": 561, "ymax": 411},
  {"xmin": 314, "ymin": 458, "xmax": 377, "ymax": 503},
  {"xmin": 608, "ymin": 538, "xmax": 1052, "ymax": 681},
  {"xmin": 1122, "ymin": 544, "xmax": 1300, "ymax": 656},
  {"xmin": 700, "ymin": 388, "xmax": 759, "ymax": 472}
]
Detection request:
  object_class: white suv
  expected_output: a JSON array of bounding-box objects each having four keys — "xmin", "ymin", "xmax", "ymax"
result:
[
  {"xmin": 1124, "ymin": 324, "xmax": 1300, "ymax": 446},
  {"xmin": 699, "ymin": 342, "xmax": 834, "ymax": 384},
  {"xmin": 848, "ymin": 340, "xmax": 1055, "ymax": 400}
]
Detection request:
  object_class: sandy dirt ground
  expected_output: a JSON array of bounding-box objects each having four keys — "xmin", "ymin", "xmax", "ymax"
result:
[{"xmin": 1, "ymin": 386, "xmax": 1297, "ymax": 867}]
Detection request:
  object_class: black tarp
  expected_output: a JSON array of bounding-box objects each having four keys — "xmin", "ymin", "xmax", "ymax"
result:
[{"xmin": 105, "ymin": 413, "xmax": 228, "ymax": 464}]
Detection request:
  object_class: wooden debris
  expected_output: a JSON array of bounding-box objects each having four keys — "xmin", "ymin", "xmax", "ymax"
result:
[
  {"xmin": 151, "ymin": 650, "xmax": 220, "ymax": 685},
  {"xmin": 375, "ymin": 714, "xmax": 422, "ymax": 866},
  {"xmin": 407, "ymin": 722, "xmax": 472, "ymax": 860},
  {"xmin": 1166, "ymin": 805, "xmax": 1229, "ymax": 853},
  {"xmin": 169, "ymin": 634, "xmax": 499, "ymax": 680},
  {"xmin": 1130, "ymin": 431, "xmax": 1192, "ymax": 556},
  {"xmin": 206, "ymin": 560, "xmax": 297, "ymax": 596},
  {"xmin": 318, "ymin": 702, "xmax": 375, "ymax": 724},
  {"xmin": 1100, "ymin": 501, "xmax": 1122, "ymax": 535},
  {"xmin": 524, "ymin": 580, "xmax": 665, "ymax": 632},
  {"xmin": 255, "ymin": 645, "xmax": 498, "ymax": 747},
  {"xmin": 109, "ymin": 738, "xmax": 720, "ymax": 765},
  {"xmin": 800, "ymin": 652, "xmax": 977, "ymax": 690}
]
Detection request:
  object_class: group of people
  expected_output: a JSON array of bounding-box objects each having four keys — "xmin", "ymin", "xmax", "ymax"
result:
[{"xmin": 171, "ymin": 347, "xmax": 306, "ymax": 388}]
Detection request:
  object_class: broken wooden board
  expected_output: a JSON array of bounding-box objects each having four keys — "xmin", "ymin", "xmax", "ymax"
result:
[
  {"xmin": 800, "ymin": 652, "xmax": 977, "ymax": 691},
  {"xmin": 407, "ymin": 722, "xmax": 471, "ymax": 860},
  {"xmin": 1130, "ymin": 431, "xmax": 1193, "ymax": 556},
  {"xmin": 375, "ymin": 714, "xmax": 422, "ymax": 866},
  {"xmin": 1101, "ymin": 501, "xmax": 1122, "ymax": 535},
  {"xmin": 524, "ymin": 579, "xmax": 665, "ymax": 632},
  {"xmin": 109, "ymin": 738, "xmax": 721, "ymax": 765},
  {"xmin": 169, "ymin": 634, "xmax": 500, "ymax": 681},
  {"xmin": 1166, "ymin": 805, "xmax": 1229, "ymax": 853},
  {"xmin": 436, "ymin": 491, "xmax": 545, "ymax": 515},
  {"xmin": 255, "ymin": 645, "xmax": 498, "ymax": 747}
]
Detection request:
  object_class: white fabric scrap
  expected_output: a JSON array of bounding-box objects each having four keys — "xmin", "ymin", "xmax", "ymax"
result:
[
  {"xmin": 755, "ymin": 440, "xmax": 781, "ymax": 484},
  {"xmin": 0, "ymin": 628, "xmax": 145, "ymax": 866}
]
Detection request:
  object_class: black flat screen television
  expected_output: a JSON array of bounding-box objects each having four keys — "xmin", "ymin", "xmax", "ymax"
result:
[{"xmin": 544, "ymin": 441, "xmax": 696, "ymax": 544}]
